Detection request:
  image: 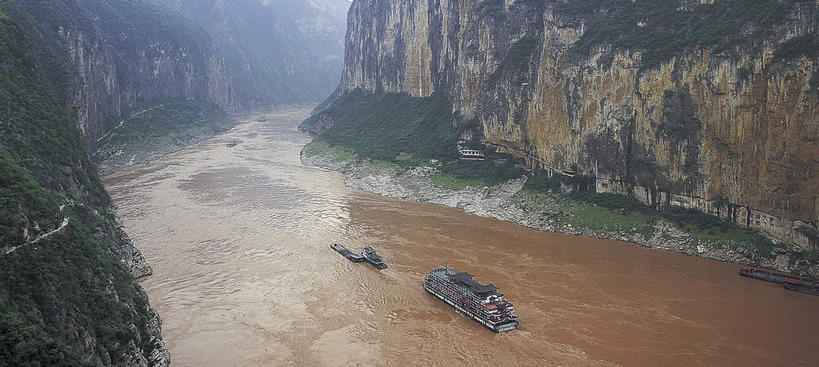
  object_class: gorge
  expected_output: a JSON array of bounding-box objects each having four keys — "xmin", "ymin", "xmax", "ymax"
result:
[
  {"xmin": 1, "ymin": 0, "xmax": 818, "ymax": 365},
  {"xmin": 0, "ymin": 0, "xmax": 347, "ymax": 365}
]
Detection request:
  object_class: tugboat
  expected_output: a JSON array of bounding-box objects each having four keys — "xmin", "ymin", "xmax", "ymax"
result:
[
  {"xmin": 330, "ymin": 243, "xmax": 365, "ymax": 263},
  {"xmin": 362, "ymin": 246, "xmax": 387, "ymax": 269},
  {"xmin": 739, "ymin": 266, "xmax": 818, "ymax": 296},
  {"xmin": 423, "ymin": 267, "xmax": 519, "ymax": 332}
]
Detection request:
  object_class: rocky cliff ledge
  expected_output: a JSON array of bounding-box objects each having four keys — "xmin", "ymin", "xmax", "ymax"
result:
[{"xmin": 329, "ymin": 0, "xmax": 818, "ymax": 250}]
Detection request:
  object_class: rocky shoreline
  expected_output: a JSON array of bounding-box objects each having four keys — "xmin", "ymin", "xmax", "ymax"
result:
[
  {"xmin": 94, "ymin": 119, "xmax": 237, "ymax": 176},
  {"xmin": 302, "ymin": 149, "xmax": 819, "ymax": 278},
  {"xmin": 95, "ymin": 134, "xmax": 212, "ymax": 176},
  {"xmin": 101, "ymin": 212, "xmax": 171, "ymax": 366}
]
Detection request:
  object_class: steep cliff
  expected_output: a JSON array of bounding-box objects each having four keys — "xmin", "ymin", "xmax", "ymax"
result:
[
  {"xmin": 0, "ymin": 8, "xmax": 168, "ymax": 365},
  {"xmin": 3, "ymin": 0, "xmax": 237, "ymax": 143},
  {"xmin": 328, "ymin": 0, "xmax": 819, "ymax": 250},
  {"xmin": 5, "ymin": 0, "xmax": 348, "ymax": 149},
  {"xmin": 155, "ymin": 0, "xmax": 350, "ymax": 108},
  {"xmin": 1, "ymin": 0, "xmax": 346, "ymax": 364}
]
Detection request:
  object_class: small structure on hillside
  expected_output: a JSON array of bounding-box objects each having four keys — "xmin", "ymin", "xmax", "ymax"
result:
[{"xmin": 457, "ymin": 144, "xmax": 485, "ymax": 160}]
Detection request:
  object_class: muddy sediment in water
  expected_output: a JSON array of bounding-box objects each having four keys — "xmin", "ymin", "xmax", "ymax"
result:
[{"xmin": 105, "ymin": 109, "xmax": 819, "ymax": 366}]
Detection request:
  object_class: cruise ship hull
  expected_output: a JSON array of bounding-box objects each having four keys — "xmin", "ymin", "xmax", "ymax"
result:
[{"xmin": 424, "ymin": 284, "xmax": 519, "ymax": 332}]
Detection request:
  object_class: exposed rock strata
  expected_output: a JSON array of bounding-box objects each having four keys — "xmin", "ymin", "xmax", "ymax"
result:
[
  {"xmin": 19, "ymin": 0, "xmax": 240, "ymax": 142},
  {"xmin": 333, "ymin": 0, "xmax": 818, "ymax": 250}
]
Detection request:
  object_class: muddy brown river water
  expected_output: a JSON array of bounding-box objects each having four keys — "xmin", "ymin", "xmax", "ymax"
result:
[{"xmin": 104, "ymin": 109, "xmax": 819, "ymax": 366}]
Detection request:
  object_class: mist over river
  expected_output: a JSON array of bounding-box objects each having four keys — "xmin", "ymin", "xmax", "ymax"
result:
[{"xmin": 104, "ymin": 109, "xmax": 819, "ymax": 366}]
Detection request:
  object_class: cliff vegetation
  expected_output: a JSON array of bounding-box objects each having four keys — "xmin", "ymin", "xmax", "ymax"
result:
[
  {"xmin": 0, "ymin": 6, "xmax": 167, "ymax": 366},
  {"xmin": 302, "ymin": 90, "xmax": 459, "ymax": 163},
  {"xmin": 556, "ymin": 0, "xmax": 806, "ymax": 68},
  {"xmin": 91, "ymin": 101, "xmax": 232, "ymax": 173}
]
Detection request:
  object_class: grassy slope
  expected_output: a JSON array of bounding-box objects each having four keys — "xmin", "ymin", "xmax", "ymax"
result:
[
  {"xmin": 554, "ymin": 0, "xmax": 813, "ymax": 68},
  {"xmin": 430, "ymin": 160, "xmax": 524, "ymax": 190},
  {"xmin": 301, "ymin": 90, "xmax": 459, "ymax": 163},
  {"xmin": 0, "ymin": 9, "xmax": 160, "ymax": 365},
  {"xmin": 301, "ymin": 91, "xmax": 523, "ymax": 188},
  {"xmin": 92, "ymin": 100, "xmax": 229, "ymax": 164},
  {"xmin": 521, "ymin": 175, "xmax": 786, "ymax": 257}
]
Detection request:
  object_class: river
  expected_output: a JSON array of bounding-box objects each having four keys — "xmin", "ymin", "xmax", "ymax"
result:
[{"xmin": 103, "ymin": 108, "xmax": 819, "ymax": 366}]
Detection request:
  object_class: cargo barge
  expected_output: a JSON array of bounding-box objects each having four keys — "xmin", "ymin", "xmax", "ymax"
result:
[
  {"xmin": 330, "ymin": 243, "xmax": 365, "ymax": 263},
  {"xmin": 423, "ymin": 268, "xmax": 519, "ymax": 332},
  {"xmin": 739, "ymin": 266, "xmax": 818, "ymax": 296}
]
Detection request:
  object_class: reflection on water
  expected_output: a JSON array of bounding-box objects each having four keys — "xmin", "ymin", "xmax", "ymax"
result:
[{"xmin": 104, "ymin": 109, "xmax": 819, "ymax": 366}]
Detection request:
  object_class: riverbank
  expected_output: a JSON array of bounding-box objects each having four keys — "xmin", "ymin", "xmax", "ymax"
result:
[
  {"xmin": 301, "ymin": 142, "xmax": 819, "ymax": 278},
  {"xmin": 92, "ymin": 102, "xmax": 237, "ymax": 175}
]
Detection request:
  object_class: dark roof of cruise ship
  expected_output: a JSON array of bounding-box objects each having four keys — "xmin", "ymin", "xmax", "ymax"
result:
[{"xmin": 450, "ymin": 272, "xmax": 498, "ymax": 294}]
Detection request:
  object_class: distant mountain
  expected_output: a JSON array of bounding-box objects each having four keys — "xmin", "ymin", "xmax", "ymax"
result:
[
  {"xmin": 0, "ymin": 0, "xmax": 234, "ymax": 142},
  {"xmin": 1, "ymin": 0, "xmax": 348, "ymax": 145},
  {"xmin": 156, "ymin": 0, "xmax": 350, "ymax": 108}
]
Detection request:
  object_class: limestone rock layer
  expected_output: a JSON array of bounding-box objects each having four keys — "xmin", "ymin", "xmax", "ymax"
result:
[{"xmin": 336, "ymin": 0, "xmax": 819, "ymax": 249}]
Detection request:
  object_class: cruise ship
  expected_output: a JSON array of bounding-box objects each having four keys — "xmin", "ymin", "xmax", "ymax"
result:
[{"xmin": 423, "ymin": 268, "xmax": 519, "ymax": 332}]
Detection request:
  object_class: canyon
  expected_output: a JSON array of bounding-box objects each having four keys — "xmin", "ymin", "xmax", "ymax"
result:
[{"xmin": 0, "ymin": 1, "xmax": 348, "ymax": 364}]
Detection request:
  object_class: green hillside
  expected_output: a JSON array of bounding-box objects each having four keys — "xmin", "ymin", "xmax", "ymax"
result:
[{"xmin": 0, "ymin": 9, "xmax": 162, "ymax": 365}]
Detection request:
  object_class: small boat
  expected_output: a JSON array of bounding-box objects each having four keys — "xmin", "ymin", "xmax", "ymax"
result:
[
  {"xmin": 362, "ymin": 246, "xmax": 387, "ymax": 269},
  {"xmin": 739, "ymin": 266, "xmax": 818, "ymax": 296},
  {"xmin": 226, "ymin": 141, "xmax": 238, "ymax": 147},
  {"xmin": 560, "ymin": 168, "xmax": 576, "ymax": 176}
]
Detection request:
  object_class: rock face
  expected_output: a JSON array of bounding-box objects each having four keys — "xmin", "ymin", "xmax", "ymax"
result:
[
  {"xmin": 11, "ymin": 0, "xmax": 237, "ymax": 142},
  {"xmin": 0, "ymin": 2, "xmax": 170, "ymax": 365},
  {"xmin": 1, "ymin": 1, "xmax": 346, "ymax": 364},
  {"xmin": 332, "ymin": 0, "xmax": 819, "ymax": 250},
  {"xmin": 12, "ymin": 0, "xmax": 348, "ymax": 146}
]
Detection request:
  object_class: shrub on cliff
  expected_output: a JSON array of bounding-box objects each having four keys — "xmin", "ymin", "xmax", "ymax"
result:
[
  {"xmin": 304, "ymin": 90, "xmax": 459, "ymax": 163},
  {"xmin": 557, "ymin": 0, "xmax": 802, "ymax": 69},
  {"xmin": 0, "ymin": 9, "xmax": 163, "ymax": 364},
  {"xmin": 431, "ymin": 160, "xmax": 524, "ymax": 189}
]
